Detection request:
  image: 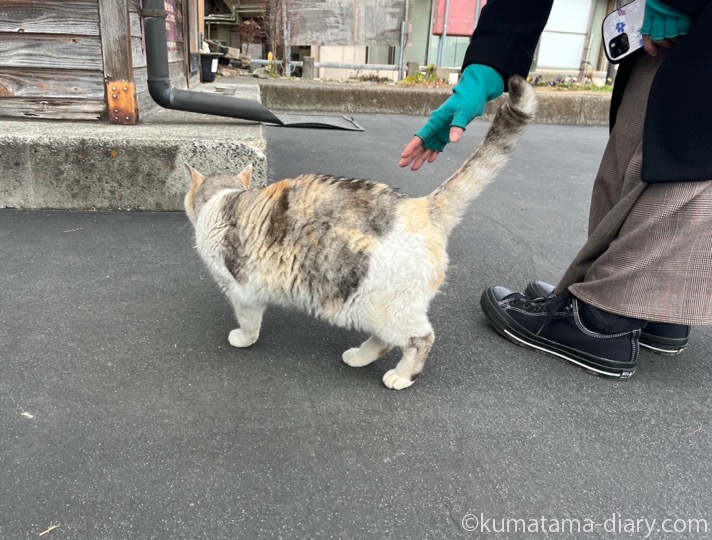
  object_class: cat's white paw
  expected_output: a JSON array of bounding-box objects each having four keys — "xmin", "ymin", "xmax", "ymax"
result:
[
  {"xmin": 382, "ymin": 369, "xmax": 415, "ymax": 390},
  {"xmin": 228, "ymin": 329, "xmax": 257, "ymax": 348},
  {"xmin": 342, "ymin": 348, "xmax": 375, "ymax": 368}
]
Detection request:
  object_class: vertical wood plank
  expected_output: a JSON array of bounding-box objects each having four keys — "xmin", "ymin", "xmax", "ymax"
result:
[
  {"xmin": 183, "ymin": 0, "xmax": 192, "ymax": 84},
  {"xmin": 98, "ymin": 0, "xmax": 137, "ymax": 123},
  {"xmin": 185, "ymin": 0, "xmax": 201, "ymax": 83},
  {"xmin": 188, "ymin": 0, "xmax": 199, "ymax": 56},
  {"xmin": 98, "ymin": 0, "xmax": 133, "ymax": 80}
]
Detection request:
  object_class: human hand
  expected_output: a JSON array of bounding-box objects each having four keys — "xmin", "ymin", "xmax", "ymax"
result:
[
  {"xmin": 399, "ymin": 131, "xmax": 466, "ymax": 171},
  {"xmin": 641, "ymin": 0, "xmax": 691, "ymax": 56},
  {"xmin": 399, "ymin": 64, "xmax": 503, "ymax": 171}
]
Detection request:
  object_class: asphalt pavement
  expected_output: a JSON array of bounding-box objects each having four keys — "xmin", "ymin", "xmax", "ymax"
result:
[{"xmin": 1, "ymin": 115, "xmax": 710, "ymax": 539}]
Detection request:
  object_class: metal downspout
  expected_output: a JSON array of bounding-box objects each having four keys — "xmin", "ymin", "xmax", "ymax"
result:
[{"xmin": 141, "ymin": 0, "xmax": 283, "ymax": 125}]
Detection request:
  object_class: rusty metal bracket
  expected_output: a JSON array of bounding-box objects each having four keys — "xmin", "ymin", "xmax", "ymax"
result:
[
  {"xmin": 106, "ymin": 81, "xmax": 138, "ymax": 125},
  {"xmin": 139, "ymin": 8, "xmax": 166, "ymax": 18}
]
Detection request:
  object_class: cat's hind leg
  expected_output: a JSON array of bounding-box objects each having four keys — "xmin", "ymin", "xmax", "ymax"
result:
[
  {"xmin": 227, "ymin": 302, "xmax": 265, "ymax": 348},
  {"xmin": 382, "ymin": 328, "xmax": 435, "ymax": 390},
  {"xmin": 342, "ymin": 336, "xmax": 391, "ymax": 368}
]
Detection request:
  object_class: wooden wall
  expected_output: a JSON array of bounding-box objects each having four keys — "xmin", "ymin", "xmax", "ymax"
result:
[
  {"xmin": 0, "ymin": 0, "xmax": 195, "ymax": 122},
  {"xmin": 0, "ymin": 0, "xmax": 106, "ymax": 120}
]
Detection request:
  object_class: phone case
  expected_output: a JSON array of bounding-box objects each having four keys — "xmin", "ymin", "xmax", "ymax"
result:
[{"xmin": 602, "ymin": 0, "xmax": 645, "ymax": 63}]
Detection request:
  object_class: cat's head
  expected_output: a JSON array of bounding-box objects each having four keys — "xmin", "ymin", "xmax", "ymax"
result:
[{"xmin": 184, "ymin": 163, "xmax": 253, "ymax": 224}]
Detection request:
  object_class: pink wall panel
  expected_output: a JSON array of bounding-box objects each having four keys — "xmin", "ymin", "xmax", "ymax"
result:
[{"xmin": 432, "ymin": 0, "xmax": 487, "ymax": 37}]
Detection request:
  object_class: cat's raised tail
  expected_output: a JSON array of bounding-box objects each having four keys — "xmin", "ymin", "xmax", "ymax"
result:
[{"xmin": 429, "ymin": 75, "xmax": 537, "ymax": 232}]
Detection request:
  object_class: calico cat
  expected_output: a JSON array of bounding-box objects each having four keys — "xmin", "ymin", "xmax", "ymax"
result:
[{"xmin": 185, "ymin": 75, "xmax": 536, "ymax": 390}]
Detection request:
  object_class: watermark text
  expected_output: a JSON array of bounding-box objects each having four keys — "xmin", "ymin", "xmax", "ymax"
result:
[{"xmin": 460, "ymin": 512, "xmax": 708, "ymax": 538}]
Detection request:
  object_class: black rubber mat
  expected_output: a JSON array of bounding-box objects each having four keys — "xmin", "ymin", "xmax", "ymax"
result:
[{"xmin": 273, "ymin": 113, "xmax": 364, "ymax": 131}]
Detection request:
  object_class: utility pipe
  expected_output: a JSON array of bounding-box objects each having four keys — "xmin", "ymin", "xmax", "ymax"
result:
[
  {"xmin": 436, "ymin": 0, "xmax": 451, "ymax": 66},
  {"xmin": 142, "ymin": 0, "xmax": 282, "ymax": 124},
  {"xmin": 398, "ymin": 0, "xmax": 410, "ymax": 80}
]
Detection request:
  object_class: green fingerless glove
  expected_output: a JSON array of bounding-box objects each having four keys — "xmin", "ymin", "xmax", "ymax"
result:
[
  {"xmin": 642, "ymin": 0, "xmax": 691, "ymax": 40},
  {"xmin": 415, "ymin": 64, "xmax": 504, "ymax": 152}
]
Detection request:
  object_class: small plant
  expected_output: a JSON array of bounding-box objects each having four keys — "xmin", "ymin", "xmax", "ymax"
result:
[
  {"xmin": 348, "ymin": 71, "xmax": 392, "ymax": 84},
  {"xmin": 398, "ymin": 65, "xmax": 451, "ymax": 88},
  {"xmin": 529, "ymin": 75, "xmax": 613, "ymax": 92}
]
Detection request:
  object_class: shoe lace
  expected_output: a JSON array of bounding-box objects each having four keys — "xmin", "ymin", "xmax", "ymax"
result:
[{"xmin": 513, "ymin": 291, "xmax": 574, "ymax": 323}]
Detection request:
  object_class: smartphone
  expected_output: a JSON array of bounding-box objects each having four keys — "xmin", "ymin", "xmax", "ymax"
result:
[{"xmin": 602, "ymin": 0, "xmax": 645, "ymax": 63}]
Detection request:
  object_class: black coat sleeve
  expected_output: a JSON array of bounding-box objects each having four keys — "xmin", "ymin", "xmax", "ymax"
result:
[{"xmin": 461, "ymin": 0, "xmax": 555, "ymax": 80}]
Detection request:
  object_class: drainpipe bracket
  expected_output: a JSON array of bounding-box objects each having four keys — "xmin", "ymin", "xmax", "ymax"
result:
[
  {"xmin": 139, "ymin": 8, "xmax": 167, "ymax": 18},
  {"xmin": 106, "ymin": 80, "xmax": 138, "ymax": 125}
]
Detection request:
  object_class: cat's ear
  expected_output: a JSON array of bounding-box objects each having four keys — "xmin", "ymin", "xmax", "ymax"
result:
[
  {"xmin": 236, "ymin": 163, "xmax": 253, "ymax": 189},
  {"xmin": 185, "ymin": 164, "xmax": 207, "ymax": 190}
]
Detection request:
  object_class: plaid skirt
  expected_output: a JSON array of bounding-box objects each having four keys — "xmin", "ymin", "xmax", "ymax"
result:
[{"xmin": 554, "ymin": 50, "xmax": 712, "ymax": 326}]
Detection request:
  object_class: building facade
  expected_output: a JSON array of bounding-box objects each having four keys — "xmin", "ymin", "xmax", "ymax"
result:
[{"xmin": 207, "ymin": 0, "xmax": 617, "ymax": 80}]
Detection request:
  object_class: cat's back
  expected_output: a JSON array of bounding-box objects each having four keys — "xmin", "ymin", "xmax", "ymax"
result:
[
  {"xmin": 250, "ymin": 173, "xmax": 407, "ymax": 242},
  {"xmin": 228, "ymin": 174, "xmax": 411, "ymax": 308}
]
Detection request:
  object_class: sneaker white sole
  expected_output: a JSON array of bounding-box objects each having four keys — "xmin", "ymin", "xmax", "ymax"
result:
[
  {"xmin": 638, "ymin": 341, "xmax": 686, "ymax": 356},
  {"xmin": 503, "ymin": 329, "xmax": 634, "ymax": 379}
]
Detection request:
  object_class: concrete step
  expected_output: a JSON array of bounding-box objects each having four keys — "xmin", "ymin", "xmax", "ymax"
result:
[{"xmin": 0, "ymin": 81, "xmax": 267, "ymax": 211}]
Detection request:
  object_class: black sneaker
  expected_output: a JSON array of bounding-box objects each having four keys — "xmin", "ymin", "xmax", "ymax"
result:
[
  {"xmin": 525, "ymin": 280, "xmax": 690, "ymax": 356},
  {"xmin": 480, "ymin": 287, "xmax": 639, "ymax": 379},
  {"xmin": 637, "ymin": 322, "xmax": 690, "ymax": 356}
]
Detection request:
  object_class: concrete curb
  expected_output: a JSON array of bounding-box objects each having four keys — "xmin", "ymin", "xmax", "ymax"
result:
[
  {"xmin": 0, "ymin": 108, "xmax": 267, "ymax": 212},
  {"xmin": 255, "ymin": 79, "xmax": 611, "ymax": 126},
  {"xmin": 0, "ymin": 128, "xmax": 266, "ymax": 212}
]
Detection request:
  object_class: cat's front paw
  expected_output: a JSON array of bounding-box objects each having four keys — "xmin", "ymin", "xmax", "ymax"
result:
[
  {"xmin": 342, "ymin": 348, "xmax": 375, "ymax": 368},
  {"xmin": 228, "ymin": 329, "xmax": 258, "ymax": 348},
  {"xmin": 383, "ymin": 369, "xmax": 415, "ymax": 390}
]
